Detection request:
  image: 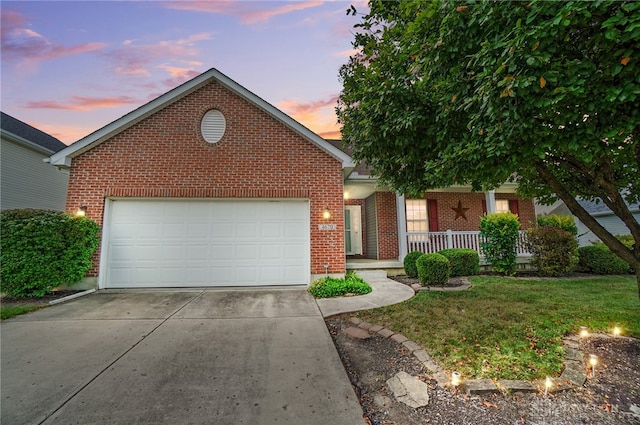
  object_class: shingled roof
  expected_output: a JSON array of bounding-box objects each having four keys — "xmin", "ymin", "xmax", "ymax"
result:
[{"xmin": 1, "ymin": 112, "xmax": 67, "ymax": 154}]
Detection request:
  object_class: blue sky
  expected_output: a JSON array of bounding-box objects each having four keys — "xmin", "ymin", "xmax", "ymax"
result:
[{"xmin": 1, "ymin": 0, "xmax": 367, "ymax": 144}]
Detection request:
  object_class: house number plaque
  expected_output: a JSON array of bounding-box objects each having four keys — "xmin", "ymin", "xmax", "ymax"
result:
[{"xmin": 318, "ymin": 224, "xmax": 337, "ymax": 230}]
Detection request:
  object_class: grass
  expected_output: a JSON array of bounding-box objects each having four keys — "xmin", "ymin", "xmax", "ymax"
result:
[
  {"xmin": 1, "ymin": 305, "xmax": 42, "ymax": 320},
  {"xmin": 356, "ymin": 276, "xmax": 639, "ymax": 381}
]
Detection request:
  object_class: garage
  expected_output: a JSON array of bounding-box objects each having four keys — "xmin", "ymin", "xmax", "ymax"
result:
[{"xmin": 102, "ymin": 199, "xmax": 310, "ymax": 288}]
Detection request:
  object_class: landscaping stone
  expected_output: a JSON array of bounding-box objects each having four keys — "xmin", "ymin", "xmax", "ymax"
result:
[
  {"xmin": 560, "ymin": 364, "xmax": 587, "ymax": 387},
  {"xmin": 369, "ymin": 325, "xmax": 384, "ymax": 333},
  {"xmin": 390, "ymin": 333, "xmax": 409, "ymax": 344},
  {"xmin": 348, "ymin": 317, "xmax": 362, "ymax": 326},
  {"xmin": 378, "ymin": 328, "xmax": 395, "ymax": 338},
  {"xmin": 497, "ymin": 380, "xmax": 537, "ymax": 394},
  {"xmin": 343, "ymin": 326, "xmax": 371, "ymax": 340},
  {"xmin": 465, "ymin": 379, "xmax": 499, "ymax": 395},
  {"xmin": 564, "ymin": 347, "xmax": 584, "ymax": 362},
  {"xmin": 358, "ymin": 321, "xmax": 373, "ymax": 330},
  {"xmin": 386, "ymin": 371, "xmax": 430, "ymax": 408},
  {"xmin": 411, "ymin": 283, "xmax": 422, "ymax": 291},
  {"xmin": 402, "ymin": 340, "xmax": 422, "ymax": 353}
]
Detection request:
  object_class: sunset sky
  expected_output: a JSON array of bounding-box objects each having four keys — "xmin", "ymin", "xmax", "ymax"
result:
[{"xmin": 1, "ymin": 0, "xmax": 367, "ymax": 144}]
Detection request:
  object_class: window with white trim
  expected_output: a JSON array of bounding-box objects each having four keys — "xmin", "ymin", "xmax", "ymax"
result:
[
  {"xmin": 406, "ymin": 199, "xmax": 428, "ymax": 232},
  {"xmin": 495, "ymin": 200, "xmax": 510, "ymax": 213}
]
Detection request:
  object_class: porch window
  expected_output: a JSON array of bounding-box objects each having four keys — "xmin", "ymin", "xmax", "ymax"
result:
[
  {"xmin": 406, "ymin": 199, "xmax": 428, "ymax": 232},
  {"xmin": 495, "ymin": 200, "xmax": 510, "ymax": 213}
]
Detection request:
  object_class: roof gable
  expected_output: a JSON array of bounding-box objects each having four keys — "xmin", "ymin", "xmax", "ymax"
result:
[
  {"xmin": 1, "ymin": 112, "xmax": 67, "ymax": 154},
  {"xmin": 48, "ymin": 68, "xmax": 353, "ymax": 171}
]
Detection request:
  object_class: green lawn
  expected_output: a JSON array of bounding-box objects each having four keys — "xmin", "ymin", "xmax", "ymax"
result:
[
  {"xmin": 356, "ymin": 276, "xmax": 639, "ymax": 381},
  {"xmin": 1, "ymin": 305, "xmax": 42, "ymax": 320}
]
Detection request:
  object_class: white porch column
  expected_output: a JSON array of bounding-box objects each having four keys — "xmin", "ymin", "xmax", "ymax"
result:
[
  {"xmin": 396, "ymin": 193, "xmax": 407, "ymax": 262},
  {"xmin": 485, "ymin": 190, "xmax": 496, "ymax": 213}
]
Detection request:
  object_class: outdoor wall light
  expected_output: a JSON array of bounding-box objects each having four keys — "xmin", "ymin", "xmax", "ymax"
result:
[
  {"xmin": 589, "ymin": 354, "xmax": 598, "ymax": 377},
  {"xmin": 323, "ymin": 206, "xmax": 331, "ymax": 220},
  {"xmin": 451, "ymin": 371, "xmax": 461, "ymax": 388},
  {"xmin": 76, "ymin": 205, "xmax": 88, "ymax": 217},
  {"xmin": 579, "ymin": 326, "xmax": 589, "ymax": 338},
  {"xmin": 613, "ymin": 326, "xmax": 621, "ymax": 337}
]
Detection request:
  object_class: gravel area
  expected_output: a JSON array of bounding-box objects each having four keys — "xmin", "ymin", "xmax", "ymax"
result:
[{"xmin": 326, "ymin": 315, "xmax": 640, "ymax": 425}]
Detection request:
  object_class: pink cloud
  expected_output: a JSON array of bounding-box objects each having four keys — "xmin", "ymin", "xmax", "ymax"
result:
[
  {"xmin": 26, "ymin": 121, "xmax": 98, "ymax": 145},
  {"xmin": 23, "ymin": 95, "xmax": 139, "ymax": 111},
  {"xmin": 165, "ymin": 1, "xmax": 323, "ymax": 24},
  {"xmin": 107, "ymin": 33, "xmax": 211, "ymax": 76},
  {"xmin": 278, "ymin": 95, "xmax": 341, "ymax": 138},
  {"xmin": 1, "ymin": 9, "xmax": 106, "ymax": 73}
]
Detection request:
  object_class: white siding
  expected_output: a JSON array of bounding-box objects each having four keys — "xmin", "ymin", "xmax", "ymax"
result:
[
  {"xmin": 576, "ymin": 212, "xmax": 640, "ymax": 246},
  {"xmin": 1, "ymin": 138, "xmax": 69, "ymax": 211}
]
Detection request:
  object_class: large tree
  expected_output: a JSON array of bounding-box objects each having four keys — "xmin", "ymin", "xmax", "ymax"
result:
[{"xmin": 337, "ymin": 0, "xmax": 640, "ymax": 296}]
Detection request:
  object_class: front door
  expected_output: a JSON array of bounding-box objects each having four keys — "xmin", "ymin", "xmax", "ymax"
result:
[{"xmin": 344, "ymin": 205, "xmax": 362, "ymax": 255}]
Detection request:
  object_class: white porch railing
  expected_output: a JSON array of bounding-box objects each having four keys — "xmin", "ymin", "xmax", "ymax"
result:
[{"xmin": 407, "ymin": 230, "xmax": 531, "ymax": 257}]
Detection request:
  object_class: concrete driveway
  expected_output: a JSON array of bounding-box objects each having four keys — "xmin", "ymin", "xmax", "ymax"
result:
[{"xmin": 1, "ymin": 289, "xmax": 364, "ymax": 425}]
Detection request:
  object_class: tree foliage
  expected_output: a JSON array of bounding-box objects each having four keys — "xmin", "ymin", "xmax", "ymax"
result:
[{"xmin": 338, "ymin": 0, "xmax": 640, "ymax": 293}]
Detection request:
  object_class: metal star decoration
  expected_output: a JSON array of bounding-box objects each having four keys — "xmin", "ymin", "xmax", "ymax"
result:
[{"xmin": 451, "ymin": 200, "xmax": 469, "ymax": 221}]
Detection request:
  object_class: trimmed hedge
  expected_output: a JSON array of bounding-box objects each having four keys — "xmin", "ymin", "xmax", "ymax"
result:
[
  {"xmin": 577, "ymin": 244, "xmax": 632, "ymax": 275},
  {"xmin": 438, "ymin": 248, "xmax": 480, "ymax": 276},
  {"xmin": 536, "ymin": 214, "xmax": 578, "ymax": 236},
  {"xmin": 403, "ymin": 251, "xmax": 424, "ymax": 278},
  {"xmin": 479, "ymin": 212, "xmax": 521, "ymax": 276},
  {"xmin": 526, "ymin": 226, "xmax": 578, "ymax": 276},
  {"xmin": 0, "ymin": 209, "xmax": 100, "ymax": 298},
  {"xmin": 416, "ymin": 253, "xmax": 450, "ymax": 286}
]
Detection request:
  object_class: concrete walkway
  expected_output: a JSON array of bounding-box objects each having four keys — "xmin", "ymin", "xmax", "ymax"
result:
[
  {"xmin": 1, "ymin": 289, "xmax": 364, "ymax": 425},
  {"xmin": 315, "ymin": 270, "xmax": 415, "ymax": 317}
]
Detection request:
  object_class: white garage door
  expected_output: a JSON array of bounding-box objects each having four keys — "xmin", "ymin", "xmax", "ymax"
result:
[{"xmin": 103, "ymin": 199, "xmax": 309, "ymax": 288}]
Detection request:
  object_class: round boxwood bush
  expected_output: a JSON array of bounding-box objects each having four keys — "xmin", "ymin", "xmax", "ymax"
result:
[
  {"xmin": 416, "ymin": 253, "xmax": 450, "ymax": 286},
  {"xmin": 403, "ymin": 250, "xmax": 425, "ymax": 278},
  {"xmin": 577, "ymin": 244, "xmax": 632, "ymax": 275},
  {"xmin": 437, "ymin": 248, "xmax": 480, "ymax": 276},
  {"xmin": 0, "ymin": 209, "xmax": 101, "ymax": 298}
]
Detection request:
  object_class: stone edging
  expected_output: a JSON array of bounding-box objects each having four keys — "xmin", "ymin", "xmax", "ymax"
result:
[{"xmin": 346, "ymin": 316, "xmax": 606, "ymax": 395}]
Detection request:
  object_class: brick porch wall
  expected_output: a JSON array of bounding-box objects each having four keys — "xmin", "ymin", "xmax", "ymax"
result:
[
  {"xmin": 375, "ymin": 192, "xmax": 399, "ymax": 260},
  {"xmin": 66, "ymin": 81, "xmax": 345, "ymax": 277},
  {"xmin": 423, "ymin": 192, "xmax": 535, "ymax": 231}
]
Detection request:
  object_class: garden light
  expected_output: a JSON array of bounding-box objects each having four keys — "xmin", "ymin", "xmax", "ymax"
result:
[
  {"xmin": 589, "ymin": 354, "xmax": 598, "ymax": 377},
  {"xmin": 613, "ymin": 326, "xmax": 621, "ymax": 337},
  {"xmin": 544, "ymin": 376, "xmax": 552, "ymax": 396},
  {"xmin": 579, "ymin": 326, "xmax": 589, "ymax": 338},
  {"xmin": 76, "ymin": 205, "xmax": 87, "ymax": 217},
  {"xmin": 451, "ymin": 371, "xmax": 461, "ymax": 388}
]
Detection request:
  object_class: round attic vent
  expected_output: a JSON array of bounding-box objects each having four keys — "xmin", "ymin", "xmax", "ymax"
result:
[{"xmin": 201, "ymin": 109, "xmax": 226, "ymax": 143}]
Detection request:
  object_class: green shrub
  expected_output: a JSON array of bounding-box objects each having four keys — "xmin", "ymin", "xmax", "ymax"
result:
[
  {"xmin": 536, "ymin": 214, "xmax": 578, "ymax": 236},
  {"xmin": 438, "ymin": 248, "xmax": 480, "ymax": 276},
  {"xmin": 0, "ymin": 209, "xmax": 101, "ymax": 298},
  {"xmin": 577, "ymin": 244, "xmax": 632, "ymax": 275},
  {"xmin": 416, "ymin": 253, "xmax": 450, "ymax": 286},
  {"xmin": 526, "ymin": 226, "xmax": 578, "ymax": 276},
  {"xmin": 308, "ymin": 272, "xmax": 372, "ymax": 298},
  {"xmin": 404, "ymin": 251, "xmax": 425, "ymax": 278},
  {"xmin": 479, "ymin": 212, "xmax": 521, "ymax": 276},
  {"xmin": 616, "ymin": 234, "xmax": 635, "ymax": 250}
]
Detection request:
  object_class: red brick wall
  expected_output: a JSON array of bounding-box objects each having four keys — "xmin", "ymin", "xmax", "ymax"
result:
[
  {"xmin": 66, "ymin": 81, "xmax": 345, "ymax": 277},
  {"xmin": 375, "ymin": 192, "xmax": 399, "ymax": 260},
  {"xmin": 423, "ymin": 192, "xmax": 535, "ymax": 231}
]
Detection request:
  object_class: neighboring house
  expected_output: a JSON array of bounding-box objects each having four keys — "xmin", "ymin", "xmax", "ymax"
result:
[
  {"xmin": 545, "ymin": 199, "xmax": 640, "ymax": 246},
  {"xmin": 48, "ymin": 68, "xmax": 535, "ymax": 289},
  {"xmin": 1, "ymin": 112, "xmax": 69, "ymax": 211}
]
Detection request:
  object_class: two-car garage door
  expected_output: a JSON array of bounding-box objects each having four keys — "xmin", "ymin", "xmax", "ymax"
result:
[{"xmin": 103, "ymin": 199, "xmax": 309, "ymax": 288}]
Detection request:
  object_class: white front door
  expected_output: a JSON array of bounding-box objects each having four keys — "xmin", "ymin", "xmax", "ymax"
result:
[{"xmin": 344, "ymin": 205, "xmax": 362, "ymax": 255}]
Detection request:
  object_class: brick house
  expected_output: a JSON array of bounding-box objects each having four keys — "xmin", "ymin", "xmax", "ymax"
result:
[{"xmin": 49, "ymin": 68, "xmax": 534, "ymax": 289}]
